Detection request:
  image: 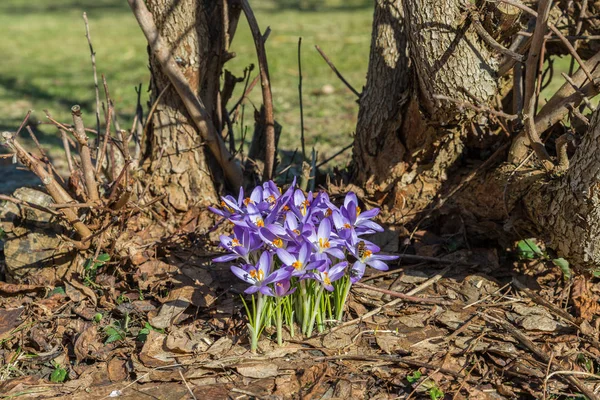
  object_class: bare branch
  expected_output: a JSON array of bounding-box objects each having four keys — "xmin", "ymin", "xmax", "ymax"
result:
[
  {"xmin": 2, "ymin": 131, "xmax": 92, "ymax": 238},
  {"xmin": 315, "ymin": 45, "xmax": 361, "ymax": 98},
  {"xmin": 71, "ymin": 105, "xmax": 100, "ymax": 202},
  {"xmin": 83, "ymin": 12, "xmax": 101, "ymax": 152},
  {"xmin": 240, "ymin": 0, "xmax": 276, "ymax": 182}
]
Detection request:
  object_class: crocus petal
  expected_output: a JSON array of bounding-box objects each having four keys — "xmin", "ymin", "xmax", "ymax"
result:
[
  {"xmin": 326, "ymin": 248, "xmax": 346, "ymax": 260},
  {"xmin": 351, "ymin": 261, "xmax": 366, "ymax": 283},
  {"xmin": 250, "ymin": 186, "xmax": 263, "ymax": 204},
  {"xmin": 367, "ymin": 259, "xmax": 390, "ymax": 271},
  {"xmin": 245, "ymin": 286, "xmax": 260, "ymax": 294},
  {"xmin": 318, "ymin": 218, "xmax": 331, "ymax": 240},
  {"xmin": 329, "ymin": 261, "xmax": 348, "ymax": 281},
  {"xmin": 276, "ymin": 248, "xmax": 297, "ymax": 266},
  {"xmin": 357, "ymin": 220, "xmax": 384, "ymax": 232},
  {"xmin": 259, "ymin": 286, "xmax": 274, "ymax": 296},
  {"xmin": 231, "ymin": 266, "xmax": 252, "ymax": 283},
  {"xmin": 258, "ymin": 252, "xmax": 272, "ymax": 275},
  {"xmin": 213, "ymin": 254, "xmax": 240, "ymax": 263},
  {"xmin": 344, "ymin": 192, "xmax": 359, "ymax": 210},
  {"xmin": 357, "ymin": 208, "xmax": 379, "ymax": 220}
]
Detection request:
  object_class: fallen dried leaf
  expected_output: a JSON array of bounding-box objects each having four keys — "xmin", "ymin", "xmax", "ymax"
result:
[{"xmin": 236, "ymin": 363, "xmax": 279, "ymax": 379}]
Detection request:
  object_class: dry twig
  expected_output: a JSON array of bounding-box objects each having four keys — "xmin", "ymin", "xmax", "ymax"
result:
[{"xmin": 240, "ymin": 0, "xmax": 275, "ymax": 182}]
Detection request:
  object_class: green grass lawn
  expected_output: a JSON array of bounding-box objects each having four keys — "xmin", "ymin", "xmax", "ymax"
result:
[{"xmin": 0, "ymin": 0, "xmax": 373, "ymax": 169}]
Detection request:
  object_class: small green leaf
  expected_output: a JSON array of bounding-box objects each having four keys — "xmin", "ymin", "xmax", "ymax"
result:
[
  {"xmin": 0, "ymin": 227, "xmax": 6, "ymax": 240},
  {"xmin": 105, "ymin": 334, "xmax": 122, "ymax": 344},
  {"xmin": 517, "ymin": 239, "xmax": 543, "ymax": 259},
  {"xmin": 428, "ymin": 386, "xmax": 444, "ymax": 400},
  {"xmin": 93, "ymin": 313, "xmax": 103, "ymax": 323},
  {"xmin": 407, "ymin": 370, "xmax": 422, "ymax": 384},
  {"xmin": 553, "ymin": 258, "xmax": 572, "ymax": 279},
  {"xmin": 96, "ymin": 253, "xmax": 111, "ymax": 263},
  {"xmin": 49, "ymin": 287, "xmax": 65, "ymax": 296},
  {"xmin": 593, "ymin": 270, "xmax": 600, "ymax": 278},
  {"xmin": 50, "ymin": 367, "xmax": 68, "ymax": 383}
]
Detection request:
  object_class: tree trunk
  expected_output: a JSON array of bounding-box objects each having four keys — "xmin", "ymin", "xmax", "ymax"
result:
[
  {"xmin": 353, "ymin": 0, "xmax": 500, "ymax": 210},
  {"xmin": 143, "ymin": 0, "xmax": 240, "ymax": 212},
  {"xmin": 353, "ymin": 0, "xmax": 600, "ymax": 269}
]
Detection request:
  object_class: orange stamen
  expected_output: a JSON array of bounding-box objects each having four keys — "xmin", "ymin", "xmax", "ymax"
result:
[{"xmin": 292, "ymin": 261, "xmax": 303, "ymax": 270}]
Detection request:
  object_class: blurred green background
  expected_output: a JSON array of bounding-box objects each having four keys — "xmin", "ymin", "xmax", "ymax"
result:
[{"xmin": 0, "ymin": 0, "xmax": 373, "ymax": 180}]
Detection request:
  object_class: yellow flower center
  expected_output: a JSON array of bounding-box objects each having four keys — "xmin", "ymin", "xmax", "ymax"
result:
[
  {"xmin": 362, "ymin": 250, "xmax": 372, "ymax": 260},
  {"xmin": 319, "ymin": 238, "xmax": 330, "ymax": 250},
  {"xmin": 283, "ymin": 205, "xmax": 290, "ymax": 211},
  {"xmin": 267, "ymin": 195, "xmax": 276, "ymax": 204},
  {"xmin": 356, "ymin": 206, "xmax": 361, "ymax": 216},
  {"xmin": 325, "ymin": 208, "xmax": 332, "ymax": 217},
  {"xmin": 220, "ymin": 201, "xmax": 233, "ymax": 213},
  {"xmin": 293, "ymin": 229, "xmax": 300, "ymax": 235},
  {"xmin": 343, "ymin": 223, "xmax": 351, "ymax": 229},
  {"xmin": 255, "ymin": 218, "xmax": 265, "ymax": 227},
  {"xmin": 231, "ymin": 238, "xmax": 241, "ymax": 247},
  {"xmin": 273, "ymin": 238, "xmax": 283, "ymax": 248},
  {"xmin": 292, "ymin": 261, "xmax": 303, "ymax": 270},
  {"xmin": 243, "ymin": 197, "xmax": 253, "ymax": 206},
  {"xmin": 249, "ymin": 269, "xmax": 264, "ymax": 281},
  {"xmin": 323, "ymin": 272, "xmax": 331, "ymax": 286}
]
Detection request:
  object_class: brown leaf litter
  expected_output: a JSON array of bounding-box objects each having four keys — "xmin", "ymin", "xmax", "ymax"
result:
[{"xmin": 2, "ymin": 212, "xmax": 600, "ymax": 399}]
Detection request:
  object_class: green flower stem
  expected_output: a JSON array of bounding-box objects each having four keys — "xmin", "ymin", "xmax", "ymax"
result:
[
  {"xmin": 300, "ymin": 280, "xmax": 310, "ymax": 335},
  {"xmin": 307, "ymin": 285, "xmax": 324, "ymax": 337},
  {"xmin": 284, "ymin": 296, "xmax": 295, "ymax": 337},
  {"xmin": 250, "ymin": 293, "xmax": 266, "ymax": 352},
  {"xmin": 335, "ymin": 276, "xmax": 352, "ymax": 321},
  {"xmin": 275, "ymin": 296, "xmax": 283, "ymax": 346}
]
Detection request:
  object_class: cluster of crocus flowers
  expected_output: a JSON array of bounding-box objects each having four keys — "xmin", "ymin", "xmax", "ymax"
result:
[{"xmin": 210, "ymin": 180, "xmax": 398, "ymax": 351}]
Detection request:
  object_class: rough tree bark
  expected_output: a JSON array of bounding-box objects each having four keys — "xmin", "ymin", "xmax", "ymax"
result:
[
  {"xmin": 143, "ymin": 0, "xmax": 240, "ymax": 212},
  {"xmin": 353, "ymin": 0, "xmax": 600, "ymax": 268}
]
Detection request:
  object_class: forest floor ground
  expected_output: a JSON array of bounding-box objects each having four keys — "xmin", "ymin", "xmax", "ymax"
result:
[{"xmin": 2, "ymin": 192, "xmax": 600, "ymax": 399}]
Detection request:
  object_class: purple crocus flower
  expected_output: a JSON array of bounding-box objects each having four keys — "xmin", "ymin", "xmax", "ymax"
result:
[
  {"xmin": 340, "ymin": 192, "xmax": 384, "ymax": 236},
  {"xmin": 313, "ymin": 261, "xmax": 348, "ymax": 291},
  {"xmin": 231, "ymin": 252, "xmax": 291, "ymax": 295},
  {"xmin": 276, "ymin": 242, "xmax": 324, "ymax": 277},
  {"xmin": 213, "ymin": 226, "xmax": 261, "ymax": 263},
  {"xmin": 274, "ymin": 278, "xmax": 296, "ymax": 297},
  {"xmin": 348, "ymin": 240, "xmax": 398, "ymax": 282},
  {"xmin": 306, "ymin": 218, "xmax": 346, "ymax": 260}
]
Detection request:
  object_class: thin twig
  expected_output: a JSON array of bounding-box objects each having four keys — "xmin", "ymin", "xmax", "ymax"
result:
[
  {"xmin": 96, "ymin": 74, "xmax": 113, "ymax": 176},
  {"xmin": 315, "ymin": 45, "xmax": 360, "ymax": 98},
  {"xmin": 298, "ymin": 37, "xmax": 306, "ymax": 161},
  {"xmin": 470, "ymin": 11, "xmax": 524, "ymax": 62},
  {"xmin": 240, "ymin": 0, "xmax": 275, "ymax": 182},
  {"xmin": 83, "ymin": 12, "xmax": 101, "ymax": 153},
  {"xmin": 15, "ymin": 110, "xmax": 32, "ymax": 137},
  {"xmin": 60, "ymin": 129, "xmax": 75, "ymax": 175},
  {"xmin": 522, "ymin": 0, "xmax": 553, "ymax": 167},
  {"xmin": 315, "ymin": 143, "xmax": 353, "ymax": 169},
  {"xmin": 353, "ymin": 282, "xmax": 453, "ymax": 305},
  {"xmin": 127, "ymin": 0, "xmax": 243, "ymax": 189},
  {"xmin": 0, "ymin": 194, "xmax": 60, "ymax": 216},
  {"xmin": 71, "ymin": 105, "xmax": 100, "ymax": 202},
  {"xmin": 178, "ymin": 370, "xmax": 197, "ymax": 400}
]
